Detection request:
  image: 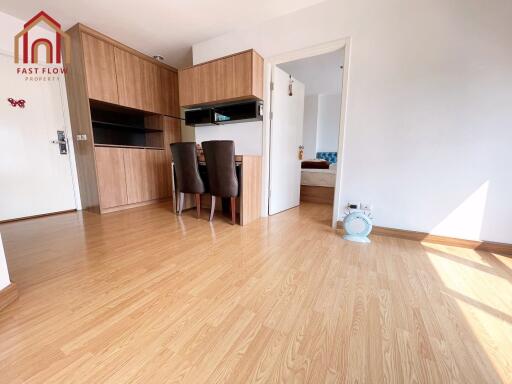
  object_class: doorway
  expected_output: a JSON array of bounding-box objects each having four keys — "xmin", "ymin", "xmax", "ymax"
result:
[
  {"xmin": 0, "ymin": 52, "xmax": 80, "ymax": 221},
  {"xmin": 267, "ymin": 43, "xmax": 347, "ymax": 225}
]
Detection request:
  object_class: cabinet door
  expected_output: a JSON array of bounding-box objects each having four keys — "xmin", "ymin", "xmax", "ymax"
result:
[
  {"xmin": 82, "ymin": 33, "xmax": 118, "ymax": 104},
  {"xmin": 123, "ymin": 148, "xmax": 170, "ymax": 203},
  {"xmin": 160, "ymin": 68, "xmax": 180, "ymax": 117},
  {"xmin": 146, "ymin": 150, "xmax": 170, "ymax": 200},
  {"xmin": 215, "ymin": 56, "xmax": 235, "ymax": 102},
  {"xmin": 123, "ymin": 148, "xmax": 147, "ymax": 204},
  {"xmin": 95, "ymin": 147, "xmax": 128, "ymax": 209},
  {"xmin": 232, "ymin": 51, "xmax": 253, "ymax": 98},
  {"xmin": 195, "ymin": 63, "xmax": 216, "ymax": 105},
  {"xmin": 178, "ymin": 67, "xmax": 195, "ymax": 107},
  {"xmin": 114, "ymin": 48, "xmax": 145, "ymax": 110},
  {"xmin": 141, "ymin": 59, "xmax": 161, "ymax": 113},
  {"xmin": 146, "ymin": 149, "xmax": 170, "ymax": 199},
  {"xmin": 178, "ymin": 50, "xmax": 263, "ymax": 107}
]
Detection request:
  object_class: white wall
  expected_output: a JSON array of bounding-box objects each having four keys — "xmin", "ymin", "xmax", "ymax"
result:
[
  {"xmin": 0, "ymin": 234, "xmax": 11, "ymax": 290},
  {"xmin": 302, "ymin": 95, "xmax": 318, "ymax": 159},
  {"xmin": 192, "ymin": 0, "xmax": 512, "ymax": 243},
  {"xmin": 0, "ymin": 11, "xmax": 21, "ymax": 53},
  {"xmin": 316, "ymin": 94, "xmax": 341, "ymax": 153},
  {"xmin": 194, "ymin": 122, "xmax": 263, "ymax": 155}
]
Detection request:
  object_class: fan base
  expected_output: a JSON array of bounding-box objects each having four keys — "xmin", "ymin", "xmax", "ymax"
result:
[{"xmin": 343, "ymin": 235, "xmax": 371, "ymax": 243}]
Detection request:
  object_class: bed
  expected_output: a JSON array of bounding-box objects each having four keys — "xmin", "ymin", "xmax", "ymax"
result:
[{"xmin": 300, "ymin": 152, "xmax": 337, "ymax": 204}]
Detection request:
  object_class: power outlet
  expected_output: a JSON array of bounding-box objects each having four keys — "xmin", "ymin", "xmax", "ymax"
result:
[
  {"xmin": 360, "ymin": 203, "xmax": 372, "ymax": 211},
  {"xmin": 347, "ymin": 202, "xmax": 359, "ymax": 210}
]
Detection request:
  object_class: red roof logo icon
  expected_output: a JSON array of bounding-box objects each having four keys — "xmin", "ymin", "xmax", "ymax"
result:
[{"xmin": 14, "ymin": 11, "xmax": 71, "ymax": 64}]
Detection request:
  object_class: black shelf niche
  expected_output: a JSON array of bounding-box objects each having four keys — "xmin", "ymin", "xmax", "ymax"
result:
[{"xmin": 90, "ymin": 101, "xmax": 164, "ymax": 148}]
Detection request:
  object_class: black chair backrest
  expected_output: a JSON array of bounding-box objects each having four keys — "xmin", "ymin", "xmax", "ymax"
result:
[
  {"xmin": 170, "ymin": 142, "xmax": 205, "ymax": 194},
  {"xmin": 201, "ymin": 140, "xmax": 238, "ymax": 197}
]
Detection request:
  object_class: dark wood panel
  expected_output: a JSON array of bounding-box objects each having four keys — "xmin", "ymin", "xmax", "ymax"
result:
[{"xmin": 300, "ymin": 185, "xmax": 334, "ymax": 205}]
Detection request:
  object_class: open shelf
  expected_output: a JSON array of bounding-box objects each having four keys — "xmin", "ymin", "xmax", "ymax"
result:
[
  {"xmin": 91, "ymin": 120, "xmax": 163, "ymax": 133},
  {"xmin": 90, "ymin": 101, "xmax": 164, "ymax": 149}
]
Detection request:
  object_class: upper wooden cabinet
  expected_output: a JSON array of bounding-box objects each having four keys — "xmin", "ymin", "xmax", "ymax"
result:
[
  {"xmin": 160, "ymin": 68, "xmax": 180, "ymax": 117},
  {"xmin": 179, "ymin": 50, "xmax": 263, "ymax": 107},
  {"xmin": 82, "ymin": 33, "xmax": 118, "ymax": 104},
  {"xmin": 114, "ymin": 48, "xmax": 162, "ymax": 114},
  {"xmin": 70, "ymin": 24, "xmax": 179, "ymax": 116},
  {"xmin": 114, "ymin": 47, "xmax": 146, "ymax": 111}
]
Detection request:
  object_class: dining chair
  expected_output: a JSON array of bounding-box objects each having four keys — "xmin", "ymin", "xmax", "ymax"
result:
[
  {"xmin": 201, "ymin": 140, "xmax": 239, "ymax": 224},
  {"xmin": 170, "ymin": 142, "xmax": 205, "ymax": 218}
]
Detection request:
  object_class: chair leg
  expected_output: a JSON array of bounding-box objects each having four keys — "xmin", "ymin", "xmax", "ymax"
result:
[
  {"xmin": 209, "ymin": 195, "xmax": 216, "ymax": 222},
  {"xmin": 230, "ymin": 197, "xmax": 236, "ymax": 225},
  {"xmin": 178, "ymin": 192, "xmax": 184, "ymax": 215},
  {"xmin": 195, "ymin": 193, "xmax": 201, "ymax": 219}
]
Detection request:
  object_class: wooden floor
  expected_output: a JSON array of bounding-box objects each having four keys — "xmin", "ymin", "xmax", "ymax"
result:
[{"xmin": 0, "ymin": 202, "xmax": 511, "ymax": 383}]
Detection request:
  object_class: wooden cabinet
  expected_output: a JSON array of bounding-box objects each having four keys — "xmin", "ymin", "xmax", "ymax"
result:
[
  {"xmin": 123, "ymin": 148, "xmax": 169, "ymax": 203},
  {"xmin": 123, "ymin": 148, "xmax": 146, "ymax": 204},
  {"xmin": 95, "ymin": 146, "xmax": 170, "ymax": 211},
  {"xmin": 66, "ymin": 24, "xmax": 180, "ymax": 214},
  {"xmin": 114, "ymin": 47, "xmax": 172, "ymax": 114},
  {"xmin": 95, "ymin": 147, "xmax": 128, "ymax": 208},
  {"xmin": 82, "ymin": 33, "xmax": 118, "ymax": 104},
  {"xmin": 75, "ymin": 26, "xmax": 179, "ymax": 116},
  {"xmin": 114, "ymin": 48, "xmax": 145, "ymax": 111},
  {"xmin": 146, "ymin": 150, "xmax": 169, "ymax": 200},
  {"xmin": 178, "ymin": 66, "xmax": 195, "ymax": 109},
  {"xmin": 114, "ymin": 48, "xmax": 163, "ymax": 113},
  {"xmin": 179, "ymin": 49, "xmax": 264, "ymax": 107},
  {"xmin": 160, "ymin": 68, "xmax": 180, "ymax": 117},
  {"xmin": 141, "ymin": 60, "xmax": 161, "ymax": 114}
]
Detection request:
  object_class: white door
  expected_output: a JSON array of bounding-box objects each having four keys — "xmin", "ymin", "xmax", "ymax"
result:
[
  {"xmin": 0, "ymin": 53, "xmax": 77, "ymax": 221},
  {"xmin": 269, "ymin": 66, "xmax": 305, "ymax": 215}
]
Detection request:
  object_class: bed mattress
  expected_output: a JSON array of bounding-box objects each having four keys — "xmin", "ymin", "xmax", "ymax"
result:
[{"xmin": 301, "ymin": 168, "xmax": 336, "ymax": 187}]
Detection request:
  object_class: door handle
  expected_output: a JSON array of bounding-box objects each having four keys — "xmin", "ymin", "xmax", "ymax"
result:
[{"xmin": 51, "ymin": 130, "xmax": 68, "ymax": 155}]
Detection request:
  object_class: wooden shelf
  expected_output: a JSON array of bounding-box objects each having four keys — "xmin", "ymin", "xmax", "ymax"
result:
[
  {"xmin": 94, "ymin": 144, "xmax": 165, "ymax": 150},
  {"xmin": 91, "ymin": 120, "xmax": 162, "ymax": 133}
]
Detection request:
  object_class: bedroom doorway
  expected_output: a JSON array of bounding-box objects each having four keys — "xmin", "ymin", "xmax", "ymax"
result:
[{"xmin": 267, "ymin": 44, "xmax": 346, "ymax": 224}]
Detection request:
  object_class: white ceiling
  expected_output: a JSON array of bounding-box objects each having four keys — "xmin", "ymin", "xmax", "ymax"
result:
[
  {"xmin": 278, "ymin": 48, "xmax": 344, "ymax": 96},
  {"xmin": 0, "ymin": 0, "xmax": 326, "ymax": 68}
]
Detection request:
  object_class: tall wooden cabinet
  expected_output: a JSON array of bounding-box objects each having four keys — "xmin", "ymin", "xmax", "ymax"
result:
[
  {"xmin": 65, "ymin": 23, "xmax": 181, "ymax": 213},
  {"xmin": 178, "ymin": 49, "xmax": 264, "ymax": 107}
]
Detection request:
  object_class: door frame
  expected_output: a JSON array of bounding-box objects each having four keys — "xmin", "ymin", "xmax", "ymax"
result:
[
  {"xmin": 261, "ymin": 38, "xmax": 351, "ymax": 228},
  {"xmin": 0, "ymin": 49, "xmax": 82, "ymax": 213}
]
